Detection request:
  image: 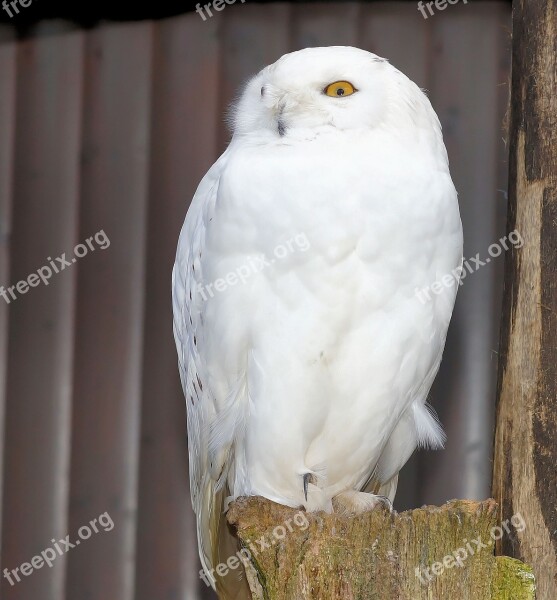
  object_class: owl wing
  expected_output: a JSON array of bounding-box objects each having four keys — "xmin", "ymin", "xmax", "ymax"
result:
[{"xmin": 172, "ymin": 153, "xmax": 228, "ymax": 587}]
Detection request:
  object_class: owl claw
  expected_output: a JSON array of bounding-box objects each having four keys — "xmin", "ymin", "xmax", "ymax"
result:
[
  {"xmin": 376, "ymin": 495, "xmax": 395, "ymax": 513},
  {"xmin": 303, "ymin": 473, "xmax": 312, "ymax": 501},
  {"xmin": 332, "ymin": 490, "xmax": 394, "ymax": 515}
]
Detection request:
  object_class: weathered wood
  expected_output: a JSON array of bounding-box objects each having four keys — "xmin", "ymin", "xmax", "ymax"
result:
[
  {"xmin": 227, "ymin": 497, "xmax": 534, "ymax": 600},
  {"xmin": 292, "ymin": 2, "xmax": 360, "ymax": 49},
  {"xmin": 0, "ymin": 25, "xmax": 16, "ymax": 568},
  {"xmin": 66, "ymin": 22, "xmax": 153, "ymax": 600},
  {"xmin": 135, "ymin": 13, "xmax": 220, "ymax": 600},
  {"xmin": 425, "ymin": 1, "xmax": 512, "ymax": 505},
  {"xmin": 0, "ymin": 22, "xmax": 83, "ymax": 600},
  {"xmin": 492, "ymin": 1, "xmax": 557, "ymax": 599}
]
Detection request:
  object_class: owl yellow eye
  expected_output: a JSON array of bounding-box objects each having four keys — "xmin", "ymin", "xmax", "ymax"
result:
[{"xmin": 324, "ymin": 81, "xmax": 356, "ymax": 97}]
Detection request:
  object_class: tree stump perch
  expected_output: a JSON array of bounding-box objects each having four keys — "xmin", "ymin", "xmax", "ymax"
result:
[{"xmin": 227, "ymin": 497, "xmax": 534, "ymax": 600}]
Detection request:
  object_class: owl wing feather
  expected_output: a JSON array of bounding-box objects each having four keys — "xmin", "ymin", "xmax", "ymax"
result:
[
  {"xmin": 172, "ymin": 153, "xmax": 227, "ymax": 589},
  {"xmin": 174, "ymin": 148, "xmax": 253, "ymax": 600}
]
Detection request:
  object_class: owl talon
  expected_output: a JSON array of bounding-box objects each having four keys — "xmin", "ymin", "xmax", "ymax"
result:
[
  {"xmin": 303, "ymin": 473, "xmax": 312, "ymax": 501},
  {"xmin": 376, "ymin": 495, "xmax": 395, "ymax": 513},
  {"xmin": 332, "ymin": 490, "xmax": 394, "ymax": 516}
]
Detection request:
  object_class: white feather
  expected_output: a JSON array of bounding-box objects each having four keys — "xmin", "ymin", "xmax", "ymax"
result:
[{"xmin": 172, "ymin": 46, "xmax": 463, "ymax": 594}]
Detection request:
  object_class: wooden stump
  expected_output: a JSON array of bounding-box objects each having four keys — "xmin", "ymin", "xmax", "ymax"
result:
[
  {"xmin": 227, "ymin": 497, "xmax": 535, "ymax": 600},
  {"xmin": 492, "ymin": 0, "xmax": 557, "ymax": 598}
]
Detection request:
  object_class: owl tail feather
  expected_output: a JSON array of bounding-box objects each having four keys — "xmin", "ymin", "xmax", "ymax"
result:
[{"xmin": 203, "ymin": 485, "xmax": 251, "ymax": 600}]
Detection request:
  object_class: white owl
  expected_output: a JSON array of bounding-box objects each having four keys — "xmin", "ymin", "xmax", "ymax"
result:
[{"xmin": 172, "ymin": 46, "xmax": 463, "ymax": 597}]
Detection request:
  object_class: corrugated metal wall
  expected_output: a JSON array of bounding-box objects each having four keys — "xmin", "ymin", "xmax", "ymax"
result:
[{"xmin": 0, "ymin": 3, "xmax": 510, "ymax": 599}]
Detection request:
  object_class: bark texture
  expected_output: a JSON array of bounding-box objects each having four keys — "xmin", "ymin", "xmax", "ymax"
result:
[
  {"xmin": 227, "ymin": 497, "xmax": 534, "ymax": 600},
  {"xmin": 492, "ymin": 1, "xmax": 557, "ymax": 598}
]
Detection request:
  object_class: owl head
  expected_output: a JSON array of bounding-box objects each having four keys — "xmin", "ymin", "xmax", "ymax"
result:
[{"xmin": 230, "ymin": 46, "xmax": 441, "ymax": 142}]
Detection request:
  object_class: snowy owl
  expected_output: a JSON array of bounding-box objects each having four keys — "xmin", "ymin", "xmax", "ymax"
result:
[{"xmin": 172, "ymin": 46, "xmax": 463, "ymax": 597}]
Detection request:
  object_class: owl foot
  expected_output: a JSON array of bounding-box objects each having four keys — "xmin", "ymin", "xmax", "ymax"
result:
[
  {"xmin": 332, "ymin": 490, "xmax": 393, "ymax": 516},
  {"xmin": 303, "ymin": 472, "xmax": 316, "ymax": 501}
]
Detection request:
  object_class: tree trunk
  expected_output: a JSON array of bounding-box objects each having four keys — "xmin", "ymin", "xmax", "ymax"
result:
[
  {"xmin": 492, "ymin": 1, "xmax": 557, "ymax": 598},
  {"xmin": 227, "ymin": 497, "xmax": 534, "ymax": 599}
]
